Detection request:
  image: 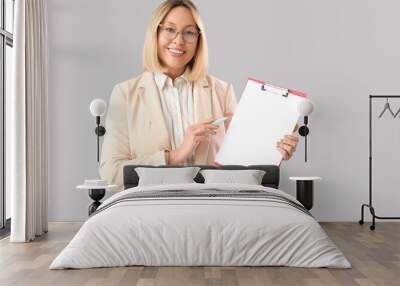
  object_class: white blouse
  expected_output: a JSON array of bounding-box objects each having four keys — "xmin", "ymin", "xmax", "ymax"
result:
[{"xmin": 154, "ymin": 70, "xmax": 194, "ymax": 165}]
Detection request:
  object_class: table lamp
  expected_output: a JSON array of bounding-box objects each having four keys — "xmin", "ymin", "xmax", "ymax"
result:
[{"xmin": 297, "ymin": 100, "xmax": 314, "ymax": 162}]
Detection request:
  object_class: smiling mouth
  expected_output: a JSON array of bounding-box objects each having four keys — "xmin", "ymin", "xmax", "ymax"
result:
[{"xmin": 167, "ymin": 48, "xmax": 186, "ymax": 57}]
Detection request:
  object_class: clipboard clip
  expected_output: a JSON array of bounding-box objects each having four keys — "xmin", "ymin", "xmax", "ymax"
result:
[{"xmin": 261, "ymin": 84, "xmax": 289, "ymax": 97}]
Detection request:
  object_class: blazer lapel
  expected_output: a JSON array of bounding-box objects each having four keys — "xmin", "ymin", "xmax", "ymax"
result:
[
  {"xmin": 193, "ymin": 78, "xmax": 213, "ymax": 164},
  {"xmin": 137, "ymin": 71, "xmax": 171, "ymax": 151}
]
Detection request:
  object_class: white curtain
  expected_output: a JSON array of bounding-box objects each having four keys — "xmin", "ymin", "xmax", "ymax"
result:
[{"xmin": 7, "ymin": 0, "xmax": 49, "ymax": 242}]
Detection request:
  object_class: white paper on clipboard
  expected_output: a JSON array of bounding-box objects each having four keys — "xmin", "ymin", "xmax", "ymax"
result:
[{"xmin": 215, "ymin": 78, "xmax": 307, "ymax": 166}]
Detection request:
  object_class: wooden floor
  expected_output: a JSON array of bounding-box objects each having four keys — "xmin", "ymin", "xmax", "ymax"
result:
[{"xmin": 0, "ymin": 222, "xmax": 399, "ymax": 286}]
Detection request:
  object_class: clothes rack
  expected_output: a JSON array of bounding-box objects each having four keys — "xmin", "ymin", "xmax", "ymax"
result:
[{"xmin": 359, "ymin": 95, "xmax": 400, "ymax": 230}]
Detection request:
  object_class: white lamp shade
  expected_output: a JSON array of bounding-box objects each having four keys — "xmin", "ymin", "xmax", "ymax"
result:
[
  {"xmin": 297, "ymin": 99, "xmax": 314, "ymax": 116},
  {"xmin": 89, "ymin": 99, "xmax": 107, "ymax": 117}
]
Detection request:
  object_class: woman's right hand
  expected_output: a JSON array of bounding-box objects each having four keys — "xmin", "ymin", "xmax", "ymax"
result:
[{"xmin": 168, "ymin": 118, "xmax": 219, "ymax": 165}]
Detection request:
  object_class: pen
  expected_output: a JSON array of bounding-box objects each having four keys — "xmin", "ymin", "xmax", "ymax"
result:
[{"xmin": 211, "ymin": 117, "xmax": 228, "ymax": 126}]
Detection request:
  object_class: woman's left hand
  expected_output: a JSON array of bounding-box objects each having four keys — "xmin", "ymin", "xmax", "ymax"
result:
[{"xmin": 276, "ymin": 134, "xmax": 299, "ymax": 161}]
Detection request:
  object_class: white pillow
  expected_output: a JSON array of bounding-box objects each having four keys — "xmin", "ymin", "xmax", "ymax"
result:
[
  {"xmin": 200, "ymin": 169, "xmax": 266, "ymax": 185},
  {"xmin": 135, "ymin": 167, "xmax": 201, "ymax": 186}
]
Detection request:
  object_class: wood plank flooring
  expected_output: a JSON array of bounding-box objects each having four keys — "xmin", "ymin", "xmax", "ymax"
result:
[{"xmin": 0, "ymin": 222, "xmax": 399, "ymax": 286}]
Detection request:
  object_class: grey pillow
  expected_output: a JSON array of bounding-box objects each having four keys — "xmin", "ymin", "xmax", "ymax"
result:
[
  {"xmin": 135, "ymin": 167, "xmax": 201, "ymax": 186},
  {"xmin": 200, "ymin": 169, "xmax": 266, "ymax": 185}
]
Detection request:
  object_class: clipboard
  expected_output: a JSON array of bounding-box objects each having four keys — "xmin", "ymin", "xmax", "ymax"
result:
[{"xmin": 214, "ymin": 78, "xmax": 307, "ymax": 166}]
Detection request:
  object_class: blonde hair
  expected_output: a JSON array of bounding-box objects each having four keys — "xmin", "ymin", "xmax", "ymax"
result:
[{"xmin": 142, "ymin": 0, "xmax": 209, "ymax": 81}]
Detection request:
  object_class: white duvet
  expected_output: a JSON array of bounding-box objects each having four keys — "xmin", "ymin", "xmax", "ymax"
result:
[{"xmin": 50, "ymin": 183, "xmax": 351, "ymax": 269}]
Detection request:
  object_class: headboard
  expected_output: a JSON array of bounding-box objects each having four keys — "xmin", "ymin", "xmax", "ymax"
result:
[{"xmin": 123, "ymin": 165, "xmax": 280, "ymax": 190}]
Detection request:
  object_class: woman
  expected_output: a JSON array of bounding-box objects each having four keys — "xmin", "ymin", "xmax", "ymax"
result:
[{"xmin": 99, "ymin": 0, "xmax": 299, "ymax": 187}]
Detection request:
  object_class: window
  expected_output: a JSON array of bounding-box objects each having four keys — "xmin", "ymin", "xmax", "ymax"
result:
[{"xmin": 0, "ymin": 0, "xmax": 14, "ymax": 235}]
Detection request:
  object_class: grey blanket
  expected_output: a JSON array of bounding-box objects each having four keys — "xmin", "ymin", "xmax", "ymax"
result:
[{"xmin": 91, "ymin": 189, "xmax": 312, "ymax": 217}]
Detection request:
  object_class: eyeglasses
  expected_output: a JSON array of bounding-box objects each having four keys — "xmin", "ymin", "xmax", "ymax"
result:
[{"xmin": 158, "ymin": 24, "xmax": 200, "ymax": 43}]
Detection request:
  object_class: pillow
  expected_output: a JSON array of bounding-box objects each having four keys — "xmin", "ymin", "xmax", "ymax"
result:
[
  {"xmin": 200, "ymin": 169, "xmax": 266, "ymax": 185},
  {"xmin": 135, "ymin": 167, "xmax": 201, "ymax": 186}
]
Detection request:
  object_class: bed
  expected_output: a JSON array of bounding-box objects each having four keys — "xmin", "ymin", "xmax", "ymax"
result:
[{"xmin": 50, "ymin": 165, "xmax": 351, "ymax": 269}]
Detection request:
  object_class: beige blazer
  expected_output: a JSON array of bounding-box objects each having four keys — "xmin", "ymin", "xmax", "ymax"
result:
[{"xmin": 99, "ymin": 71, "xmax": 237, "ymax": 188}]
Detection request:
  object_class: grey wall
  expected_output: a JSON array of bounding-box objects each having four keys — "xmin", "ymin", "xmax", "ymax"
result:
[{"xmin": 48, "ymin": 0, "xmax": 400, "ymax": 221}]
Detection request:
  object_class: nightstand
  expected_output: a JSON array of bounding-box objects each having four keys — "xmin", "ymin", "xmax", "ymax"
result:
[
  {"xmin": 77, "ymin": 183, "xmax": 118, "ymax": 215},
  {"xmin": 289, "ymin": 177, "xmax": 321, "ymax": 210}
]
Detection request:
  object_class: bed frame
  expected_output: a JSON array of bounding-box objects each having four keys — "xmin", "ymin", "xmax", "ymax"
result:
[{"xmin": 123, "ymin": 165, "xmax": 280, "ymax": 190}]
